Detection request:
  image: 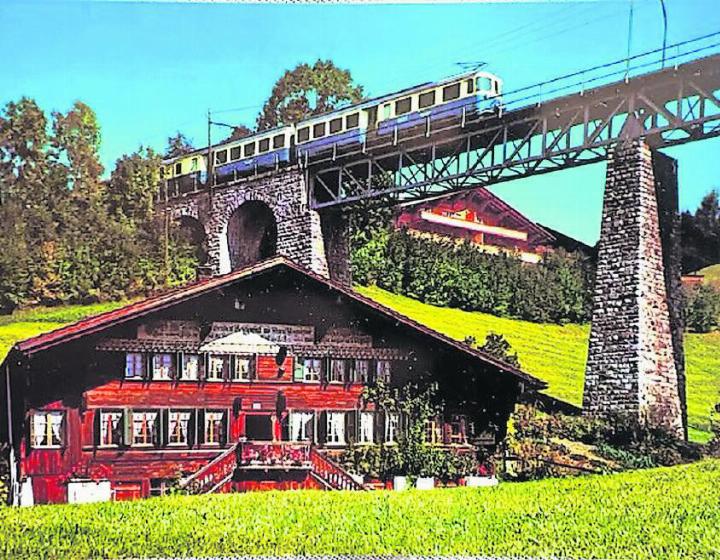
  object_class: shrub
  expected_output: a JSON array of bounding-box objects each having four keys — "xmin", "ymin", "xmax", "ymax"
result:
[{"xmin": 683, "ymin": 284, "xmax": 720, "ymax": 333}]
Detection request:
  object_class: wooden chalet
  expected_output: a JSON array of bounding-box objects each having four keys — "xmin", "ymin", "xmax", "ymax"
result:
[
  {"xmin": 1, "ymin": 258, "xmax": 544, "ymax": 505},
  {"xmin": 395, "ymin": 188, "xmax": 556, "ymax": 263}
]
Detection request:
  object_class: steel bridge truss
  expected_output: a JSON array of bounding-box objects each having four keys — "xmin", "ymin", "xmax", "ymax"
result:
[{"xmin": 309, "ymin": 54, "xmax": 720, "ymax": 209}]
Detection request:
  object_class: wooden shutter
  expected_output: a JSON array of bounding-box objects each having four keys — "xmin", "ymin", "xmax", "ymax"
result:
[
  {"xmin": 345, "ymin": 410, "xmax": 357, "ymax": 445},
  {"xmin": 93, "ymin": 409, "xmax": 102, "ymax": 447},
  {"xmin": 197, "ymin": 409, "xmax": 205, "ymax": 445},
  {"xmin": 375, "ymin": 409, "xmax": 385, "ymax": 443},
  {"xmin": 220, "ymin": 410, "xmax": 229, "ymax": 446},
  {"xmin": 319, "ymin": 358, "xmax": 327, "ymax": 386},
  {"xmin": 187, "ymin": 410, "xmax": 196, "ymax": 448},
  {"xmin": 317, "ymin": 411, "xmax": 327, "ymax": 445},
  {"xmin": 144, "ymin": 354, "xmax": 153, "ymax": 381},
  {"xmin": 154, "ymin": 411, "xmax": 163, "ymax": 447},
  {"xmin": 293, "ymin": 358, "xmax": 304, "ymax": 381},
  {"xmin": 159, "ymin": 409, "xmax": 168, "ymax": 447},
  {"xmin": 199, "ymin": 354, "xmax": 208, "ymax": 382},
  {"xmin": 122, "ymin": 408, "xmax": 133, "ymax": 447}
]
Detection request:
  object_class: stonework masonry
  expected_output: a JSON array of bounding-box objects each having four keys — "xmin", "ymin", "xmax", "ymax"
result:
[
  {"xmin": 164, "ymin": 167, "xmax": 352, "ymax": 286},
  {"xmin": 583, "ymin": 140, "xmax": 685, "ymax": 439}
]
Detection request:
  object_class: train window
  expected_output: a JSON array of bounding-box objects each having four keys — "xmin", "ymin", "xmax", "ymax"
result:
[
  {"xmin": 345, "ymin": 113, "xmax": 360, "ymax": 129},
  {"xmin": 382, "ymin": 104, "xmax": 392, "ymax": 120},
  {"xmin": 419, "ymin": 91, "xmax": 435, "ymax": 109},
  {"xmin": 297, "ymin": 127, "xmax": 310, "ymax": 143},
  {"xmin": 191, "ymin": 158, "xmax": 199, "ymax": 171},
  {"xmin": 476, "ymin": 76, "xmax": 492, "ymax": 92},
  {"xmin": 244, "ymin": 143, "xmax": 255, "ymax": 157},
  {"xmin": 313, "ymin": 122, "xmax": 326, "ymax": 139},
  {"xmin": 230, "ymin": 147, "xmax": 241, "ymax": 161},
  {"xmin": 159, "ymin": 167, "xmax": 165, "ymax": 179},
  {"xmin": 466, "ymin": 79, "xmax": 475, "ymax": 94},
  {"xmin": 215, "ymin": 150, "xmax": 228, "ymax": 165},
  {"xmin": 174, "ymin": 162, "xmax": 182, "ymax": 175},
  {"xmin": 273, "ymin": 134, "xmax": 285, "ymax": 149},
  {"xmin": 442, "ymin": 83, "xmax": 461, "ymax": 102},
  {"xmin": 329, "ymin": 118, "xmax": 342, "ymax": 134},
  {"xmin": 395, "ymin": 97, "xmax": 412, "ymax": 115},
  {"xmin": 259, "ymin": 138, "xmax": 270, "ymax": 153}
]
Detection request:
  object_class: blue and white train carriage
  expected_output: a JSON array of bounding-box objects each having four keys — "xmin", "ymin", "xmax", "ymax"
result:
[{"xmin": 159, "ymin": 69, "xmax": 503, "ymax": 189}]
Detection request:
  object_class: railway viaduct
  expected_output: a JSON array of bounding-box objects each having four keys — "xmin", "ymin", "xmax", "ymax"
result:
[{"xmin": 161, "ymin": 51, "xmax": 720, "ymax": 440}]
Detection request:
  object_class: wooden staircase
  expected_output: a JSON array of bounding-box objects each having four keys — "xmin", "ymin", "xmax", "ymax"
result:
[
  {"xmin": 180, "ymin": 443, "xmax": 238, "ymax": 495},
  {"xmin": 309, "ymin": 447, "xmax": 365, "ymax": 491}
]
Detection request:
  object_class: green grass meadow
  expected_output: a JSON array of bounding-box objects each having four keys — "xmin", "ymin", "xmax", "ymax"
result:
[
  {"xmin": 357, "ymin": 285, "xmax": 720, "ymax": 443},
  {"xmin": 698, "ymin": 263, "xmax": 720, "ymax": 288},
  {"xmin": 0, "ymin": 459, "xmax": 719, "ymax": 559}
]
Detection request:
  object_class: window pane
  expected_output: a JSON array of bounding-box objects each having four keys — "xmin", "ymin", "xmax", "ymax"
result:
[
  {"xmin": 191, "ymin": 157, "xmax": 199, "ymax": 170},
  {"xmin": 345, "ymin": 113, "xmax": 360, "ymax": 129},
  {"xmin": 376, "ymin": 360, "xmax": 391, "ymax": 384},
  {"xmin": 204, "ymin": 410, "xmax": 225, "ymax": 444},
  {"xmin": 289, "ymin": 411, "xmax": 314, "ymax": 442},
  {"xmin": 353, "ymin": 359, "xmax": 369, "ymax": 383},
  {"xmin": 382, "ymin": 104, "xmax": 392, "ymax": 120},
  {"xmin": 385, "ymin": 412, "xmax": 399, "ymax": 443},
  {"xmin": 208, "ymin": 355, "xmax": 226, "ymax": 381},
  {"xmin": 132, "ymin": 411, "xmax": 158, "ymax": 446},
  {"xmin": 232, "ymin": 356, "xmax": 253, "ymax": 381},
  {"xmin": 125, "ymin": 353, "xmax": 144, "ymax": 379},
  {"xmin": 359, "ymin": 412, "xmax": 374, "ymax": 444},
  {"xmin": 466, "ymin": 78, "xmax": 475, "ymax": 94},
  {"xmin": 244, "ymin": 143, "xmax": 256, "ymax": 157},
  {"xmin": 174, "ymin": 162, "xmax": 182, "ymax": 175},
  {"xmin": 329, "ymin": 118, "xmax": 342, "ymax": 134},
  {"xmin": 442, "ymin": 83, "xmax": 461, "ymax": 102},
  {"xmin": 297, "ymin": 127, "xmax": 310, "ymax": 142},
  {"xmin": 152, "ymin": 354, "xmax": 173, "ymax": 380},
  {"xmin": 259, "ymin": 138, "xmax": 270, "ymax": 153},
  {"xmin": 476, "ymin": 76, "xmax": 492, "ymax": 93},
  {"xmin": 32, "ymin": 411, "xmax": 64, "ymax": 447},
  {"xmin": 419, "ymin": 91, "xmax": 436, "ymax": 109},
  {"xmin": 329, "ymin": 359, "xmax": 346, "ymax": 383},
  {"xmin": 168, "ymin": 410, "xmax": 191, "ymax": 445},
  {"xmin": 313, "ymin": 122, "xmax": 326, "ymax": 139},
  {"xmin": 215, "ymin": 150, "xmax": 228, "ymax": 164},
  {"xmin": 230, "ymin": 146, "xmax": 241, "ymax": 160},
  {"xmin": 273, "ymin": 134, "xmax": 285, "ymax": 149},
  {"xmin": 395, "ymin": 97, "xmax": 412, "ymax": 115},
  {"xmin": 100, "ymin": 411, "xmax": 122, "ymax": 446},
  {"xmin": 327, "ymin": 412, "xmax": 345, "ymax": 444},
  {"xmin": 181, "ymin": 354, "xmax": 199, "ymax": 381},
  {"xmin": 301, "ymin": 358, "xmax": 321, "ymax": 382}
]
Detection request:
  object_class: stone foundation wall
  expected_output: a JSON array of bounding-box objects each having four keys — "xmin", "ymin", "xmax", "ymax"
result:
[{"xmin": 583, "ymin": 140, "xmax": 684, "ymax": 439}]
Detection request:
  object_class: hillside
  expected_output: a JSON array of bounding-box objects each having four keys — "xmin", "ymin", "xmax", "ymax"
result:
[
  {"xmin": 357, "ymin": 286, "xmax": 720, "ymax": 443},
  {"xmin": 697, "ymin": 263, "xmax": 720, "ymax": 288},
  {"xmin": 1, "ymin": 459, "xmax": 719, "ymax": 559},
  {"xmin": 1, "ymin": 290, "xmax": 718, "ymax": 443}
]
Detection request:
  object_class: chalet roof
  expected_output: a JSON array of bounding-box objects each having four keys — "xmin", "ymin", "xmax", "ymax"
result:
[
  {"xmin": 399, "ymin": 187, "xmax": 555, "ymax": 245},
  {"xmin": 6, "ymin": 257, "xmax": 545, "ymax": 389}
]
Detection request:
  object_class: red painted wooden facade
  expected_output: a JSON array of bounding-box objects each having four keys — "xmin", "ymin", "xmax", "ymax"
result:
[{"xmin": 1, "ymin": 258, "xmax": 544, "ymax": 504}]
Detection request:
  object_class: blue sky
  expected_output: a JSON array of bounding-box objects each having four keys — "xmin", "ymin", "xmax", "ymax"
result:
[{"xmin": 2, "ymin": 0, "xmax": 719, "ymax": 244}]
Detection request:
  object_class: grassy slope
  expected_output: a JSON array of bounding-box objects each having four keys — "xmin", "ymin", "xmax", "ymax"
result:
[
  {"xmin": 1, "ymin": 459, "xmax": 719, "ymax": 559},
  {"xmin": 698, "ymin": 263, "xmax": 720, "ymax": 288},
  {"xmin": 357, "ymin": 286, "xmax": 720, "ymax": 443}
]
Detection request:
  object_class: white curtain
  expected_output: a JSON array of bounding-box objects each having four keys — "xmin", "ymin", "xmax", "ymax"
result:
[
  {"xmin": 328, "ymin": 412, "xmax": 345, "ymax": 444},
  {"xmin": 360, "ymin": 412, "xmax": 374, "ymax": 444}
]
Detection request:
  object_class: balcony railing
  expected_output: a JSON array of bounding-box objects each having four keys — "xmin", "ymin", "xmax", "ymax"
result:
[
  {"xmin": 238, "ymin": 441, "xmax": 311, "ymax": 469},
  {"xmin": 180, "ymin": 443, "xmax": 238, "ymax": 494}
]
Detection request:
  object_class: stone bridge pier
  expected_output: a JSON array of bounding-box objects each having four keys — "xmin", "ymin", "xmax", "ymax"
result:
[
  {"xmin": 583, "ymin": 139, "xmax": 686, "ymax": 439},
  {"xmin": 164, "ymin": 166, "xmax": 351, "ymax": 286}
]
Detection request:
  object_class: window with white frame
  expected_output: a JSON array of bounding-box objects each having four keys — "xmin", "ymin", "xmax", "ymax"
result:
[
  {"xmin": 168, "ymin": 410, "xmax": 192, "ymax": 445},
  {"xmin": 301, "ymin": 358, "xmax": 322, "ymax": 382},
  {"xmin": 289, "ymin": 411, "xmax": 314, "ymax": 442},
  {"xmin": 152, "ymin": 353, "xmax": 173, "ymax": 380},
  {"xmin": 359, "ymin": 411, "xmax": 374, "ymax": 444},
  {"xmin": 385, "ymin": 412, "xmax": 399, "ymax": 443},
  {"xmin": 353, "ymin": 359, "xmax": 369, "ymax": 383},
  {"xmin": 125, "ymin": 352, "xmax": 144, "ymax": 379},
  {"xmin": 326, "ymin": 412, "xmax": 345, "ymax": 445},
  {"xmin": 99, "ymin": 410, "xmax": 122, "ymax": 447},
  {"xmin": 31, "ymin": 411, "xmax": 64, "ymax": 448},
  {"xmin": 204, "ymin": 410, "xmax": 225, "ymax": 445},
  {"xmin": 375, "ymin": 360, "xmax": 391, "ymax": 384},
  {"xmin": 329, "ymin": 359, "xmax": 346, "ymax": 383},
  {"xmin": 231, "ymin": 356, "xmax": 253, "ymax": 382},
  {"xmin": 180, "ymin": 354, "xmax": 200, "ymax": 381},
  {"xmin": 207, "ymin": 355, "xmax": 227, "ymax": 381},
  {"xmin": 132, "ymin": 411, "xmax": 158, "ymax": 446}
]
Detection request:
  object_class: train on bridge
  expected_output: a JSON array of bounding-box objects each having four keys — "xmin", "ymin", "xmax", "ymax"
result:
[{"xmin": 160, "ymin": 69, "xmax": 503, "ymax": 194}]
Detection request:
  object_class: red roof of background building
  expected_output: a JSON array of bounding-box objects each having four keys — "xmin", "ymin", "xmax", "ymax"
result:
[{"xmin": 8, "ymin": 257, "xmax": 545, "ymax": 388}]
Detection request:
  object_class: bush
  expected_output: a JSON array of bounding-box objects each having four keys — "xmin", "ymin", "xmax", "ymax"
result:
[
  {"xmin": 352, "ymin": 227, "xmax": 594, "ymax": 325},
  {"xmin": 683, "ymin": 284, "xmax": 720, "ymax": 333}
]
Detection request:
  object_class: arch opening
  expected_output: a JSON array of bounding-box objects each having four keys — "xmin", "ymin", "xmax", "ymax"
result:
[
  {"xmin": 225, "ymin": 201, "xmax": 278, "ymax": 271},
  {"xmin": 176, "ymin": 215, "xmax": 208, "ymax": 266}
]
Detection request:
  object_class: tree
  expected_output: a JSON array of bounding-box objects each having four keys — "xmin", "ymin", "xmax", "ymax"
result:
[
  {"xmin": 256, "ymin": 60, "xmax": 364, "ymax": 131},
  {"xmin": 683, "ymin": 284, "xmax": 720, "ymax": 333},
  {"xmin": 106, "ymin": 147, "xmax": 161, "ymax": 224},
  {"xmin": 165, "ymin": 132, "xmax": 194, "ymax": 159},
  {"xmin": 478, "ymin": 333, "xmax": 521, "ymax": 369},
  {"xmin": 681, "ymin": 189, "xmax": 720, "ymax": 273},
  {"xmin": 225, "ymin": 125, "xmax": 253, "ymax": 142}
]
